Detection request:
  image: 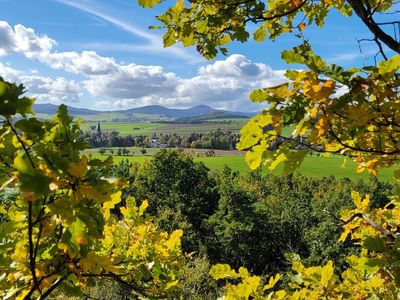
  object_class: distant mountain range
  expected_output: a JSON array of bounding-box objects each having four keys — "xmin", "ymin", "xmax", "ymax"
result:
[{"xmin": 33, "ymin": 103, "xmax": 255, "ymax": 122}]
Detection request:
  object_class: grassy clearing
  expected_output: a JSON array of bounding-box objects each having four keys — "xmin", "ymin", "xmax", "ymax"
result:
[{"xmin": 87, "ymin": 151, "xmax": 397, "ymax": 182}]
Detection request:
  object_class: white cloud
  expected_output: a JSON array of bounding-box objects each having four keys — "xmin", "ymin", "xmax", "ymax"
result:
[
  {"xmin": 173, "ymin": 54, "xmax": 287, "ymax": 109},
  {"xmin": 14, "ymin": 24, "xmax": 56, "ymax": 56},
  {"xmin": 200, "ymin": 54, "xmax": 274, "ymax": 78},
  {"xmin": 112, "ymin": 99, "xmax": 137, "ymax": 108},
  {"xmin": 84, "ymin": 64, "xmax": 179, "ymax": 98},
  {"xmin": 23, "ymin": 76, "xmax": 81, "ymax": 103},
  {"xmin": 0, "ymin": 62, "xmax": 20, "ymax": 81},
  {"xmin": 0, "ymin": 21, "xmax": 118, "ymax": 75},
  {"xmin": 38, "ymin": 51, "xmax": 118, "ymax": 75},
  {"xmin": 0, "ymin": 20, "xmax": 288, "ymax": 111},
  {"xmin": 0, "ymin": 63, "xmax": 81, "ymax": 103},
  {"xmin": 84, "ymin": 54, "xmax": 288, "ymax": 111},
  {"xmin": 0, "ymin": 21, "xmax": 55, "ymax": 56}
]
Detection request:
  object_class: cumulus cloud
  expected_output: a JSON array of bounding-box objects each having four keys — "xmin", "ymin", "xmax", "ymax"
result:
[
  {"xmin": 0, "ymin": 21, "xmax": 117, "ymax": 75},
  {"xmin": 0, "ymin": 63, "xmax": 81, "ymax": 103},
  {"xmin": 84, "ymin": 64, "xmax": 179, "ymax": 98},
  {"xmin": 84, "ymin": 54, "xmax": 287, "ymax": 110},
  {"xmin": 112, "ymin": 99, "xmax": 137, "ymax": 108},
  {"xmin": 0, "ymin": 20, "xmax": 288, "ymax": 111},
  {"xmin": 0, "ymin": 21, "xmax": 55, "ymax": 56},
  {"xmin": 0, "ymin": 62, "xmax": 20, "ymax": 81},
  {"xmin": 38, "ymin": 51, "xmax": 118, "ymax": 75},
  {"xmin": 23, "ymin": 76, "xmax": 81, "ymax": 103},
  {"xmin": 200, "ymin": 54, "xmax": 274, "ymax": 78}
]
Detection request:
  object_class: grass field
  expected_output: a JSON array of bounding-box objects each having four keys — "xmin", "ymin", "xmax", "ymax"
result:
[
  {"xmin": 87, "ymin": 151, "xmax": 398, "ymax": 182},
  {"xmin": 80, "ymin": 121, "xmax": 245, "ymax": 136}
]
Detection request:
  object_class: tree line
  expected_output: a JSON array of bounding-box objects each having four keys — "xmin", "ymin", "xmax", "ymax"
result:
[{"xmin": 81, "ymin": 129, "xmax": 240, "ymax": 150}]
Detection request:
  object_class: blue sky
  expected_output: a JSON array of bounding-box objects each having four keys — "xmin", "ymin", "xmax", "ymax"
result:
[{"xmin": 0, "ymin": 0, "xmax": 387, "ymax": 111}]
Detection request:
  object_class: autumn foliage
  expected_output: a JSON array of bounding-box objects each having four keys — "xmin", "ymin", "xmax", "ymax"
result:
[{"xmin": 0, "ymin": 80, "xmax": 183, "ymax": 299}]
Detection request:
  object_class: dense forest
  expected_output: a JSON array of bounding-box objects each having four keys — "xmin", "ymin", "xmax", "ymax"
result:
[{"xmin": 107, "ymin": 150, "xmax": 395, "ymax": 298}]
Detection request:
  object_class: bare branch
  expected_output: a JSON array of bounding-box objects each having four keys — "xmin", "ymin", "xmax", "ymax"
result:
[{"xmin": 346, "ymin": 0, "xmax": 400, "ymax": 53}]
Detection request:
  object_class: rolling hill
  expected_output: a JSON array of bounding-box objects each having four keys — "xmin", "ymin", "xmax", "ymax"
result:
[{"xmin": 33, "ymin": 103, "xmax": 255, "ymax": 122}]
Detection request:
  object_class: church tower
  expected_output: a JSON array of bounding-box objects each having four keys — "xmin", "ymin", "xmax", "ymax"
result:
[{"xmin": 97, "ymin": 122, "xmax": 101, "ymax": 135}]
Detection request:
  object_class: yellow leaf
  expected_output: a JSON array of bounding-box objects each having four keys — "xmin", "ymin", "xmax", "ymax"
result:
[
  {"xmin": 359, "ymin": 194, "xmax": 370, "ymax": 211},
  {"xmin": 338, "ymin": 228, "xmax": 351, "ymax": 243},
  {"xmin": 264, "ymin": 273, "xmax": 281, "ymax": 290},
  {"xmin": 245, "ymin": 149, "xmax": 263, "ymax": 170},
  {"xmin": 269, "ymin": 152, "xmax": 287, "ymax": 170},
  {"xmin": 11, "ymin": 241, "xmax": 28, "ymax": 263},
  {"xmin": 138, "ymin": 200, "xmax": 149, "ymax": 216},
  {"xmin": 103, "ymin": 191, "xmax": 121, "ymax": 219},
  {"xmin": 209, "ymin": 264, "xmax": 239, "ymax": 280},
  {"xmin": 219, "ymin": 34, "xmax": 231, "ymax": 45},
  {"xmin": 325, "ymin": 143, "xmax": 341, "ymax": 152},
  {"xmin": 165, "ymin": 280, "xmax": 179, "ymax": 290},
  {"xmin": 315, "ymin": 117, "xmax": 328, "ymax": 138},
  {"xmin": 321, "ymin": 260, "xmax": 334, "ymax": 287}
]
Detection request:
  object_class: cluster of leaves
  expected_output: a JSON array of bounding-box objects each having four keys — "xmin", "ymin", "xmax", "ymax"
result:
[
  {"xmin": 209, "ymin": 191, "xmax": 400, "ymax": 299},
  {"xmin": 0, "ymin": 79, "xmax": 184, "ymax": 299},
  {"xmin": 138, "ymin": 0, "xmax": 355, "ymax": 59},
  {"xmin": 239, "ymin": 45, "xmax": 400, "ymax": 175}
]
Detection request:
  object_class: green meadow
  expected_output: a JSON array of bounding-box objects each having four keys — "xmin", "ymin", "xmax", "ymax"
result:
[
  {"xmin": 80, "ymin": 120, "xmax": 246, "ymax": 135},
  {"xmin": 87, "ymin": 152, "xmax": 398, "ymax": 182}
]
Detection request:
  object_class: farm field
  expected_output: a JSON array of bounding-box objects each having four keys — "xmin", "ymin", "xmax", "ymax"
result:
[
  {"xmin": 78, "ymin": 120, "xmax": 297, "ymax": 137},
  {"xmin": 87, "ymin": 150, "xmax": 398, "ymax": 182},
  {"xmin": 80, "ymin": 119, "xmax": 247, "ymax": 136}
]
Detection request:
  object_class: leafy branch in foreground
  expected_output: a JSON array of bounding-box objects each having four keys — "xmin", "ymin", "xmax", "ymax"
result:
[
  {"xmin": 0, "ymin": 79, "xmax": 184, "ymax": 299},
  {"xmin": 238, "ymin": 46, "xmax": 400, "ymax": 175}
]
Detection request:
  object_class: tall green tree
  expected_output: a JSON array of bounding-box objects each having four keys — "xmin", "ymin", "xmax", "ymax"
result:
[{"xmin": 132, "ymin": 149, "xmax": 219, "ymax": 251}]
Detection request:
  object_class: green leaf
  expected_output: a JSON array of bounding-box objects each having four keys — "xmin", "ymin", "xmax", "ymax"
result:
[
  {"xmin": 14, "ymin": 155, "xmax": 51, "ymax": 195},
  {"xmin": 281, "ymin": 48, "xmax": 306, "ymax": 65},
  {"xmin": 283, "ymin": 150, "xmax": 308, "ymax": 174},
  {"xmin": 60, "ymin": 283, "xmax": 84, "ymax": 297},
  {"xmin": 0, "ymin": 80, "xmax": 34, "ymax": 117},
  {"xmin": 363, "ymin": 237, "xmax": 386, "ymax": 252},
  {"xmin": 254, "ymin": 26, "xmax": 267, "ymax": 42},
  {"xmin": 163, "ymin": 30, "xmax": 176, "ymax": 47},
  {"xmin": 137, "ymin": 0, "xmax": 162, "ymax": 8},
  {"xmin": 196, "ymin": 20, "xmax": 208, "ymax": 33},
  {"xmin": 68, "ymin": 218, "xmax": 88, "ymax": 250},
  {"xmin": 249, "ymin": 89, "xmax": 268, "ymax": 102}
]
